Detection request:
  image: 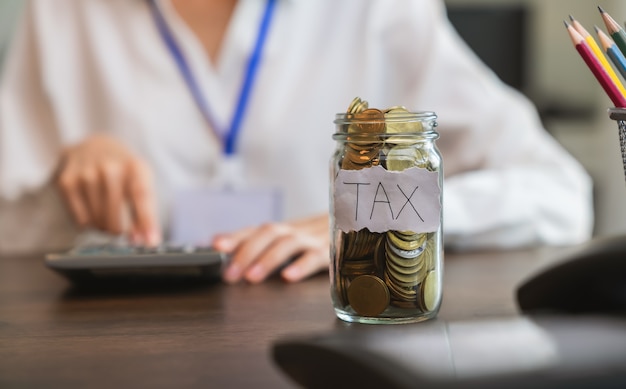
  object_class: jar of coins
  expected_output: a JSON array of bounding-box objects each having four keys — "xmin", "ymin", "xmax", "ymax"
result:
[{"xmin": 330, "ymin": 97, "xmax": 443, "ymax": 324}]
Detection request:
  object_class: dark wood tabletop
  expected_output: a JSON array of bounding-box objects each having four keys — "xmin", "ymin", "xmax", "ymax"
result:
[{"xmin": 0, "ymin": 246, "xmax": 571, "ymax": 388}]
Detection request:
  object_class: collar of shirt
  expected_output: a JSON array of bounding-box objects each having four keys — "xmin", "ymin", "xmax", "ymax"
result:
[{"xmin": 153, "ymin": 0, "xmax": 281, "ymax": 150}]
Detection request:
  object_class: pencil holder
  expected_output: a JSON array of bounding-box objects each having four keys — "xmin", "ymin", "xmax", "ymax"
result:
[
  {"xmin": 329, "ymin": 98, "xmax": 443, "ymax": 324},
  {"xmin": 609, "ymin": 108, "xmax": 626, "ymax": 182}
]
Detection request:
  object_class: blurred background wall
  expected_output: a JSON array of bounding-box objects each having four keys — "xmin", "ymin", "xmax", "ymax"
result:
[{"xmin": 1, "ymin": 0, "xmax": 626, "ymax": 238}]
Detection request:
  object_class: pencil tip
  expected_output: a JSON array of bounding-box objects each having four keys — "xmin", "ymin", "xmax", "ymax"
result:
[
  {"xmin": 569, "ymin": 14, "xmax": 575, "ymax": 22},
  {"xmin": 563, "ymin": 20, "xmax": 570, "ymax": 29},
  {"xmin": 594, "ymin": 25, "xmax": 600, "ymax": 33},
  {"xmin": 598, "ymin": 5, "xmax": 605, "ymax": 14}
]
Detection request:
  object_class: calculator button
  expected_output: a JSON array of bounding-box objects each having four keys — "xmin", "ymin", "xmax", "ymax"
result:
[
  {"xmin": 160, "ymin": 245, "xmax": 183, "ymax": 253},
  {"xmin": 192, "ymin": 246, "xmax": 216, "ymax": 253}
]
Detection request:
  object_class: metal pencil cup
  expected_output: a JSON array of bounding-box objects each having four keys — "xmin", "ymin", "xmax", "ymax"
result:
[{"xmin": 609, "ymin": 108, "xmax": 626, "ymax": 183}]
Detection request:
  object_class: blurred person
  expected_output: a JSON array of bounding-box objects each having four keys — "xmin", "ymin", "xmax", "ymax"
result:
[{"xmin": 0, "ymin": 0, "xmax": 593, "ymax": 283}]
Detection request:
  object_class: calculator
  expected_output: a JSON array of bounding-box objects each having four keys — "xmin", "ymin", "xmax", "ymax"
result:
[{"xmin": 45, "ymin": 240, "xmax": 229, "ymax": 284}]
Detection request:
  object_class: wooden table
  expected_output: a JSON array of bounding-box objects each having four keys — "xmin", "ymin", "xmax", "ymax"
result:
[{"xmin": 0, "ymin": 247, "xmax": 570, "ymax": 388}]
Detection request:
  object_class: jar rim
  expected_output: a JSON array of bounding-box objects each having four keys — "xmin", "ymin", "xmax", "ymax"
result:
[
  {"xmin": 333, "ymin": 110, "xmax": 438, "ymax": 140},
  {"xmin": 333, "ymin": 111, "xmax": 437, "ymax": 124},
  {"xmin": 332, "ymin": 131, "xmax": 439, "ymax": 141}
]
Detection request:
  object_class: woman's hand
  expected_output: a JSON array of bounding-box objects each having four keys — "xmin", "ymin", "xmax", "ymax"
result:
[
  {"xmin": 213, "ymin": 214, "xmax": 330, "ymax": 283},
  {"xmin": 56, "ymin": 134, "xmax": 161, "ymax": 245}
]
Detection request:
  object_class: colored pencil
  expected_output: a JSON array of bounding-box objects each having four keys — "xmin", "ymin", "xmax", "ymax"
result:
[
  {"xmin": 598, "ymin": 6, "xmax": 626, "ymax": 58},
  {"xmin": 570, "ymin": 15, "xmax": 626, "ymax": 96},
  {"xmin": 596, "ymin": 26, "xmax": 626, "ymax": 82},
  {"xmin": 565, "ymin": 21, "xmax": 626, "ymax": 107}
]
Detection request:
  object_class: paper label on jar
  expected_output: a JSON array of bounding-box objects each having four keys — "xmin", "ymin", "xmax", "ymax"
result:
[{"xmin": 333, "ymin": 165, "xmax": 441, "ymax": 233}]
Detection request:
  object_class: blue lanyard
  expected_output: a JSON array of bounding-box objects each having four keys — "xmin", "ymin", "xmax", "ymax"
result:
[{"xmin": 148, "ymin": 0, "xmax": 277, "ymax": 155}]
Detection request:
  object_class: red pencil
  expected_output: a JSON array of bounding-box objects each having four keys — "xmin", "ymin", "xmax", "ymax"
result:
[{"xmin": 565, "ymin": 21, "xmax": 626, "ymax": 107}]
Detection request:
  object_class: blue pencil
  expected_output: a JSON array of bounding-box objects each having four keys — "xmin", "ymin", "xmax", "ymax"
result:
[{"xmin": 596, "ymin": 26, "xmax": 626, "ymax": 81}]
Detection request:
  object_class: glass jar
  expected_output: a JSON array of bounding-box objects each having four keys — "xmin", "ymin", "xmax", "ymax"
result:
[{"xmin": 330, "ymin": 103, "xmax": 443, "ymax": 324}]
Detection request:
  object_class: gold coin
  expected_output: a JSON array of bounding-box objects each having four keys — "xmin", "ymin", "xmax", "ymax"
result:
[
  {"xmin": 347, "ymin": 275, "xmax": 390, "ymax": 317},
  {"xmin": 384, "ymin": 271, "xmax": 417, "ymax": 300},
  {"xmin": 385, "ymin": 241, "xmax": 424, "ymax": 268},
  {"xmin": 334, "ymin": 258, "xmax": 349, "ymax": 307},
  {"xmin": 385, "ymin": 242, "xmax": 426, "ymax": 267},
  {"xmin": 386, "ymin": 122, "xmax": 424, "ymax": 135},
  {"xmin": 385, "ymin": 145, "xmax": 421, "ymax": 171},
  {"xmin": 390, "ymin": 300, "xmax": 419, "ymax": 309},
  {"xmin": 349, "ymin": 109, "xmax": 385, "ymax": 134},
  {"xmin": 347, "ymin": 97, "xmax": 368, "ymax": 114},
  {"xmin": 341, "ymin": 259, "xmax": 376, "ymax": 277},
  {"xmin": 385, "ymin": 265, "xmax": 423, "ymax": 287},
  {"xmin": 385, "ymin": 146, "xmax": 430, "ymax": 171},
  {"xmin": 422, "ymin": 237, "xmax": 436, "ymax": 271},
  {"xmin": 352, "ymin": 100, "xmax": 369, "ymax": 114},
  {"xmin": 385, "ymin": 135, "xmax": 415, "ymax": 146},
  {"xmin": 384, "ymin": 266, "xmax": 420, "ymax": 288},
  {"xmin": 419, "ymin": 270, "xmax": 441, "ymax": 313},
  {"xmin": 341, "ymin": 159, "xmax": 361, "ymax": 170},
  {"xmin": 347, "ymin": 141, "xmax": 379, "ymax": 152},
  {"xmin": 385, "ymin": 107, "xmax": 418, "ymax": 134},
  {"xmin": 345, "ymin": 147, "xmax": 380, "ymax": 164},
  {"xmin": 339, "ymin": 231, "xmax": 353, "ymax": 258},
  {"xmin": 387, "ymin": 231, "xmax": 427, "ymax": 252},
  {"xmin": 383, "ymin": 105, "xmax": 408, "ymax": 113},
  {"xmin": 342, "ymin": 229, "xmax": 379, "ymax": 259},
  {"xmin": 386, "ymin": 256, "xmax": 423, "ymax": 275},
  {"xmin": 373, "ymin": 235, "xmax": 386, "ymax": 274},
  {"xmin": 386, "ymin": 241, "xmax": 426, "ymax": 260},
  {"xmin": 395, "ymin": 230, "xmax": 419, "ymax": 238}
]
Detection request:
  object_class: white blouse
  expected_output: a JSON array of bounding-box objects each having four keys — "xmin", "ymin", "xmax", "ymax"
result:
[{"xmin": 0, "ymin": 0, "xmax": 593, "ymax": 252}]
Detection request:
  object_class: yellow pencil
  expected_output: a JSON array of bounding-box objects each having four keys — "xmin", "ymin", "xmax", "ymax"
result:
[{"xmin": 570, "ymin": 15, "xmax": 626, "ymax": 96}]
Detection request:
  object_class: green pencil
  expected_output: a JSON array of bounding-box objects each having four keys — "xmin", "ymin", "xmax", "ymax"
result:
[{"xmin": 599, "ymin": 6, "xmax": 626, "ymax": 58}]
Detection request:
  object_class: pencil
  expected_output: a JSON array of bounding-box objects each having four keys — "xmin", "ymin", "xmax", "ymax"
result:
[
  {"xmin": 596, "ymin": 26, "xmax": 626, "ymax": 82},
  {"xmin": 570, "ymin": 15, "xmax": 626, "ymax": 96},
  {"xmin": 598, "ymin": 6, "xmax": 626, "ymax": 58},
  {"xmin": 565, "ymin": 21, "xmax": 626, "ymax": 107}
]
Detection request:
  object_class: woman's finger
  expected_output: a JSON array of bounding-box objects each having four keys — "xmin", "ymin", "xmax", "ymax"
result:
[
  {"xmin": 212, "ymin": 226, "xmax": 257, "ymax": 253},
  {"xmin": 126, "ymin": 160, "xmax": 161, "ymax": 245},
  {"xmin": 101, "ymin": 161, "xmax": 125, "ymax": 234},
  {"xmin": 280, "ymin": 248, "xmax": 329, "ymax": 283},
  {"xmin": 57, "ymin": 170, "xmax": 90, "ymax": 227},
  {"xmin": 79, "ymin": 166, "xmax": 105, "ymax": 229},
  {"xmin": 243, "ymin": 233, "xmax": 318, "ymax": 284},
  {"xmin": 222, "ymin": 223, "xmax": 291, "ymax": 283}
]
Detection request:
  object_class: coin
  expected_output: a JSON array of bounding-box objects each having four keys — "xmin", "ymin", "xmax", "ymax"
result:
[
  {"xmin": 352, "ymin": 100, "xmax": 369, "ymax": 114},
  {"xmin": 383, "ymin": 105, "xmax": 408, "ymax": 113},
  {"xmin": 385, "ymin": 257, "xmax": 424, "ymax": 276},
  {"xmin": 390, "ymin": 300, "xmax": 419, "ymax": 309},
  {"xmin": 385, "ymin": 145, "xmax": 424, "ymax": 171},
  {"xmin": 385, "ymin": 264, "xmax": 424, "ymax": 287},
  {"xmin": 349, "ymin": 109, "xmax": 385, "ymax": 134},
  {"xmin": 419, "ymin": 270, "xmax": 441, "ymax": 313},
  {"xmin": 343, "ymin": 229, "xmax": 379, "ymax": 259},
  {"xmin": 385, "ymin": 107, "xmax": 422, "ymax": 134},
  {"xmin": 347, "ymin": 141, "xmax": 379, "ymax": 152},
  {"xmin": 395, "ymin": 230, "xmax": 419, "ymax": 238},
  {"xmin": 386, "ymin": 231, "xmax": 427, "ymax": 252},
  {"xmin": 385, "ymin": 240, "xmax": 425, "ymax": 268},
  {"xmin": 347, "ymin": 97, "xmax": 368, "ymax": 114},
  {"xmin": 341, "ymin": 258, "xmax": 376, "ymax": 277},
  {"xmin": 347, "ymin": 275, "xmax": 390, "ymax": 317},
  {"xmin": 341, "ymin": 158, "xmax": 370, "ymax": 170},
  {"xmin": 333, "ymin": 255, "xmax": 349, "ymax": 306},
  {"xmin": 373, "ymin": 235, "xmax": 386, "ymax": 274},
  {"xmin": 345, "ymin": 147, "xmax": 380, "ymax": 164},
  {"xmin": 384, "ymin": 271, "xmax": 417, "ymax": 300}
]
